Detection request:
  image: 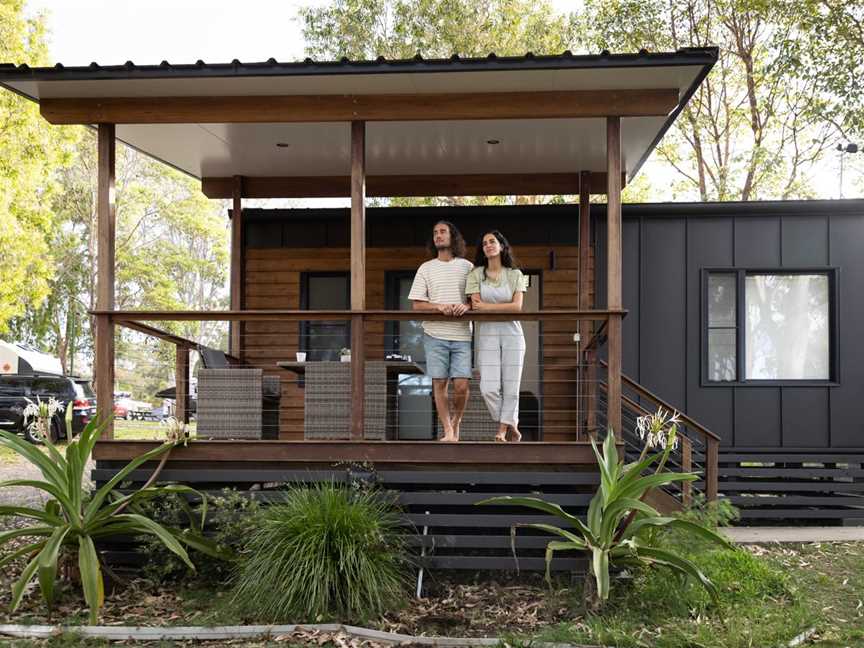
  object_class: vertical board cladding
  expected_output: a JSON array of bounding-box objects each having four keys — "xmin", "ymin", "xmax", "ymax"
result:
[
  {"xmin": 686, "ymin": 218, "xmax": 734, "ymax": 445},
  {"xmin": 829, "ymin": 212, "xmax": 864, "ymax": 447},
  {"xmin": 640, "ymin": 217, "xmax": 686, "ymax": 409},
  {"xmin": 243, "ymin": 206, "xmax": 590, "ymax": 441},
  {"xmin": 602, "ymin": 202, "xmax": 862, "ymax": 450}
]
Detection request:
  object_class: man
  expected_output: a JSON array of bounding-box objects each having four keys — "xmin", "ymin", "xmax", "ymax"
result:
[{"xmin": 409, "ymin": 221, "xmax": 473, "ymax": 442}]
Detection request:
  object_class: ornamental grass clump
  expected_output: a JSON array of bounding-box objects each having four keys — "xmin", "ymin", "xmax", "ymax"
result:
[{"xmin": 231, "ymin": 483, "xmax": 409, "ymax": 623}]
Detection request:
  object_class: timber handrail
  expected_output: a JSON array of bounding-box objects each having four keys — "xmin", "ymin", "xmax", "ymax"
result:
[
  {"xmin": 90, "ymin": 308, "xmax": 627, "ymax": 322},
  {"xmin": 598, "ymin": 359, "xmax": 719, "ymax": 501},
  {"xmin": 604, "ymin": 386, "xmax": 694, "ymax": 506},
  {"xmin": 598, "ymin": 360, "xmax": 721, "ymax": 443}
]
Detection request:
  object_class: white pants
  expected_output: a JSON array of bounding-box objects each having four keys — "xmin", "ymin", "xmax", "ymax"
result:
[{"xmin": 476, "ymin": 323, "xmax": 526, "ymax": 427}]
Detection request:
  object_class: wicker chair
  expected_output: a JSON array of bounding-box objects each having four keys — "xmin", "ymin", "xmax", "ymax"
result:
[
  {"xmin": 304, "ymin": 361, "xmax": 386, "ymax": 440},
  {"xmin": 195, "ymin": 346, "xmax": 283, "ymax": 440}
]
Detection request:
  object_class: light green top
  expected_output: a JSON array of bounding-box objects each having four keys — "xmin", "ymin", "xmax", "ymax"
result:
[{"xmin": 465, "ymin": 266, "xmax": 528, "ymax": 296}]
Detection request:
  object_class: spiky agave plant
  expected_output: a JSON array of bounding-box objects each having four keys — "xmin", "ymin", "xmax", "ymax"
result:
[
  {"xmin": 479, "ymin": 423, "xmax": 733, "ymax": 611},
  {"xmin": 0, "ymin": 417, "xmax": 226, "ymax": 623}
]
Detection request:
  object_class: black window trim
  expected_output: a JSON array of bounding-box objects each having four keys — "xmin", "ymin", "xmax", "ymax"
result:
[
  {"xmin": 299, "ymin": 271, "xmax": 351, "ymax": 360},
  {"xmin": 700, "ymin": 266, "xmax": 840, "ymax": 388}
]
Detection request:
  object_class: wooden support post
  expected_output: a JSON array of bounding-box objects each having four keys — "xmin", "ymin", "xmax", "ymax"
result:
[
  {"xmin": 230, "ymin": 176, "xmax": 244, "ymax": 359},
  {"xmin": 705, "ymin": 438, "xmax": 719, "ymax": 501},
  {"xmin": 606, "ymin": 117, "xmax": 623, "ymax": 440},
  {"xmin": 95, "ymin": 124, "xmax": 116, "ymax": 439},
  {"xmin": 175, "ymin": 345, "xmax": 190, "ymax": 424},
  {"xmin": 578, "ymin": 170, "xmax": 594, "ymax": 439},
  {"xmin": 681, "ymin": 435, "xmax": 693, "ymax": 507},
  {"xmin": 350, "ymin": 121, "xmax": 366, "ymax": 440}
]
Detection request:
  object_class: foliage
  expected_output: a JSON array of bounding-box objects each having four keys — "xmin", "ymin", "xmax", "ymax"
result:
[
  {"xmin": 0, "ymin": 0, "xmax": 80, "ymax": 332},
  {"xmin": 578, "ymin": 0, "xmax": 838, "ymax": 201},
  {"xmin": 772, "ymin": 0, "xmax": 864, "ymax": 137},
  {"xmin": 0, "ymin": 418, "xmax": 225, "ymax": 624},
  {"xmin": 300, "ymin": 0, "xmax": 577, "ymax": 60},
  {"xmin": 138, "ymin": 489, "xmax": 260, "ymax": 585},
  {"xmin": 231, "ymin": 483, "xmax": 409, "ymax": 623},
  {"xmin": 479, "ymin": 426, "xmax": 733, "ymax": 611}
]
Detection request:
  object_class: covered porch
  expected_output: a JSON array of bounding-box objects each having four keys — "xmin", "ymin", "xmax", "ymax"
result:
[{"xmin": 0, "ymin": 50, "xmax": 720, "ymax": 561}]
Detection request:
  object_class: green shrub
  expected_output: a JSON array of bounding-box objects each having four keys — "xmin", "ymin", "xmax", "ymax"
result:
[
  {"xmin": 0, "ymin": 420, "xmax": 225, "ymax": 624},
  {"xmin": 138, "ymin": 489, "xmax": 261, "ymax": 585},
  {"xmin": 231, "ymin": 483, "xmax": 409, "ymax": 623}
]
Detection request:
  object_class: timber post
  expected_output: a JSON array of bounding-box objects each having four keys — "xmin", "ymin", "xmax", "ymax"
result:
[
  {"xmin": 606, "ymin": 117, "xmax": 623, "ymax": 440},
  {"xmin": 350, "ymin": 121, "xmax": 366, "ymax": 440},
  {"xmin": 230, "ymin": 175, "xmax": 244, "ymax": 359},
  {"xmin": 95, "ymin": 123, "xmax": 116, "ymax": 439}
]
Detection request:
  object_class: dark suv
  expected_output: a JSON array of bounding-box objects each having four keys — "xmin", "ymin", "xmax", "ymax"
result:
[{"xmin": 0, "ymin": 374, "xmax": 96, "ymax": 443}]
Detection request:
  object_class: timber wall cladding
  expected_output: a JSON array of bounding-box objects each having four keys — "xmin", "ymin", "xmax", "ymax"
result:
[{"xmin": 243, "ymin": 245, "xmax": 592, "ymax": 441}]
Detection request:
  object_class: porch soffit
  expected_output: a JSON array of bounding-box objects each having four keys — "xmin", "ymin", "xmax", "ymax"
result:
[{"xmin": 0, "ymin": 50, "xmax": 716, "ymax": 187}]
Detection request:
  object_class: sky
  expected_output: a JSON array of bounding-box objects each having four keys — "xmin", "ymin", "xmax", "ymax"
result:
[
  {"xmin": 21, "ymin": 0, "xmax": 863, "ymax": 200},
  {"xmin": 24, "ymin": 0, "xmax": 577, "ymax": 66}
]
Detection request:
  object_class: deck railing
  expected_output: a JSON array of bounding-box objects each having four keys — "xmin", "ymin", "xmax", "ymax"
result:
[
  {"xmin": 91, "ymin": 308, "xmax": 623, "ymax": 444},
  {"xmin": 597, "ymin": 359, "xmax": 720, "ymax": 502}
]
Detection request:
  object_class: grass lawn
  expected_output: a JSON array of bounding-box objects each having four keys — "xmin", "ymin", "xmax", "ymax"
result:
[{"xmin": 523, "ymin": 541, "xmax": 864, "ymax": 648}]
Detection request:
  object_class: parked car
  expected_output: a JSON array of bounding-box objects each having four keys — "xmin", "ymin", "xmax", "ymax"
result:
[{"xmin": 0, "ymin": 374, "xmax": 96, "ymax": 443}]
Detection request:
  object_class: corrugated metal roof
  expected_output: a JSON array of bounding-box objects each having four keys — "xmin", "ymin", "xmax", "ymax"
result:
[{"xmin": 0, "ymin": 47, "xmax": 717, "ymax": 81}]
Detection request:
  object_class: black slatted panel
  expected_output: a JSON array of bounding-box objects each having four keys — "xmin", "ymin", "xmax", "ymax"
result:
[{"xmin": 93, "ymin": 461, "xmax": 597, "ymax": 572}]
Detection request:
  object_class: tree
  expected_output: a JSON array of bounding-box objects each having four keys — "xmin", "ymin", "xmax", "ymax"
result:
[
  {"xmin": 0, "ymin": 0, "xmax": 79, "ymax": 331},
  {"xmin": 300, "ymin": 0, "xmax": 578, "ymax": 60},
  {"xmin": 578, "ymin": 0, "xmax": 837, "ymax": 201},
  {"xmin": 772, "ymin": 0, "xmax": 864, "ymax": 139},
  {"xmin": 10, "ymin": 129, "xmax": 229, "ymax": 395}
]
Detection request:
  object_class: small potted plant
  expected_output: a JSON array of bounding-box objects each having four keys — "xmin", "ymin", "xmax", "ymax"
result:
[{"xmin": 340, "ymin": 347, "xmax": 351, "ymax": 363}]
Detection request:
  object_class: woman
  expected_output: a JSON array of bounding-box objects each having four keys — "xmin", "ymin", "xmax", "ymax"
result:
[{"xmin": 466, "ymin": 231, "xmax": 527, "ymax": 442}]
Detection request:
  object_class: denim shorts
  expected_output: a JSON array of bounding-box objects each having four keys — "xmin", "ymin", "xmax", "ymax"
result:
[{"xmin": 422, "ymin": 334, "xmax": 472, "ymax": 380}]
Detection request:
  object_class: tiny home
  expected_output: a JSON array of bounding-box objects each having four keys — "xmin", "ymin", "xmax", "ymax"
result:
[{"xmin": 1, "ymin": 47, "xmax": 860, "ymax": 571}]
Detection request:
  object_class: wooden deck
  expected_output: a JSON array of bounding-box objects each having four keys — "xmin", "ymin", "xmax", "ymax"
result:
[{"xmin": 93, "ymin": 439, "xmax": 603, "ymax": 466}]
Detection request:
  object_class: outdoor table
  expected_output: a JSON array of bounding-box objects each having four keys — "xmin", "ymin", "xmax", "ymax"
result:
[{"xmin": 276, "ymin": 360, "xmax": 425, "ymax": 439}]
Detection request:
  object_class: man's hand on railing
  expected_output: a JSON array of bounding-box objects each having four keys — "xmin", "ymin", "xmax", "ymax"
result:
[{"xmin": 450, "ymin": 303, "xmax": 470, "ymax": 316}]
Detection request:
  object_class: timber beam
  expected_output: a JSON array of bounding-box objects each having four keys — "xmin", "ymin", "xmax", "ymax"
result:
[
  {"xmin": 202, "ymin": 172, "xmax": 626, "ymax": 199},
  {"xmin": 40, "ymin": 89, "xmax": 679, "ymax": 124}
]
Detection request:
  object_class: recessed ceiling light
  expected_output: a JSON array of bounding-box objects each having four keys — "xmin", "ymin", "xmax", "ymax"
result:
[
  {"xmin": 486, "ymin": 139, "xmax": 501, "ymax": 145},
  {"xmin": 276, "ymin": 142, "xmax": 291, "ymax": 148}
]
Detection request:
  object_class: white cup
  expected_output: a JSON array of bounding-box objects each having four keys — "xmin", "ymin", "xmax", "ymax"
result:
[{"xmin": 296, "ymin": 352, "xmax": 307, "ymax": 362}]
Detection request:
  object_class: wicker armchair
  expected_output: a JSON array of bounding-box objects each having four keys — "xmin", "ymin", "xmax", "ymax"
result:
[
  {"xmin": 195, "ymin": 347, "xmax": 283, "ymax": 440},
  {"xmin": 304, "ymin": 361, "xmax": 386, "ymax": 440}
]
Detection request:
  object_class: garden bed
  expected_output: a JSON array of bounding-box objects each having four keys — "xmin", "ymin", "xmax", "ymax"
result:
[{"xmin": 2, "ymin": 520, "xmax": 863, "ymax": 648}]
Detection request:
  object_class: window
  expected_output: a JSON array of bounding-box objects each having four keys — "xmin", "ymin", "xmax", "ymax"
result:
[
  {"xmin": 300, "ymin": 273, "xmax": 350, "ymax": 361},
  {"xmin": 704, "ymin": 270, "xmax": 834, "ymax": 383}
]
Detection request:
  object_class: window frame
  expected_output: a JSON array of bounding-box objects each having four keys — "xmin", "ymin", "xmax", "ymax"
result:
[
  {"xmin": 299, "ymin": 271, "xmax": 351, "ymax": 361},
  {"xmin": 700, "ymin": 267, "xmax": 840, "ymax": 387}
]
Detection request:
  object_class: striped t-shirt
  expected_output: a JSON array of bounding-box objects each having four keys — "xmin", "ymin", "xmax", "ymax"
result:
[{"xmin": 408, "ymin": 258, "xmax": 474, "ymax": 341}]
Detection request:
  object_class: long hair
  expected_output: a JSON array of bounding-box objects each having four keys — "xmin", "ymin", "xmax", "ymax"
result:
[
  {"xmin": 426, "ymin": 220, "xmax": 467, "ymax": 258},
  {"xmin": 474, "ymin": 230, "xmax": 518, "ymax": 269}
]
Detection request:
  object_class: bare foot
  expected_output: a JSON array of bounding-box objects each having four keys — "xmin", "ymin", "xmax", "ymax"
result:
[
  {"xmin": 508, "ymin": 425, "xmax": 522, "ymax": 442},
  {"xmin": 450, "ymin": 416, "xmax": 462, "ymax": 442},
  {"xmin": 440, "ymin": 423, "xmax": 458, "ymax": 442},
  {"xmin": 495, "ymin": 425, "xmax": 508, "ymax": 442}
]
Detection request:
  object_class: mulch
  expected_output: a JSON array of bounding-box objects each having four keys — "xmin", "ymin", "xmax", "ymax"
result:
[{"xmin": 0, "ymin": 518, "xmax": 581, "ymax": 645}]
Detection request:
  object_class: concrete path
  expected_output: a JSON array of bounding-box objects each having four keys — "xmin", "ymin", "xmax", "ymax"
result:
[{"xmin": 723, "ymin": 526, "xmax": 864, "ymax": 543}]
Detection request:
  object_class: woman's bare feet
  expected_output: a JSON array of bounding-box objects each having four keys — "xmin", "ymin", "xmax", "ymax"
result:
[
  {"xmin": 508, "ymin": 425, "xmax": 522, "ymax": 442},
  {"xmin": 495, "ymin": 424, "xmax": 508, "ymax": 442}
]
